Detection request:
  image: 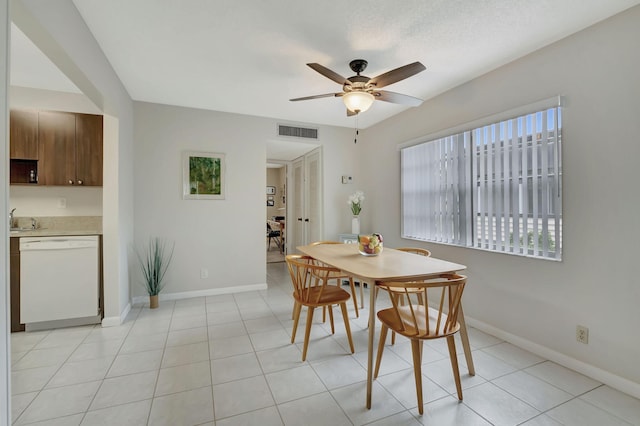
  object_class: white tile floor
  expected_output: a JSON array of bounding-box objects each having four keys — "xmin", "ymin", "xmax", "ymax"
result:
[{"xmin": 10, "ymin": 262, "xmax": 640, "ymax": 425}]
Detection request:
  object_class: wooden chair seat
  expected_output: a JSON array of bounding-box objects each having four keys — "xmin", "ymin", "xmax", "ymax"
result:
[
  {"xmin": 377, "ymin": 306, "xmax": 460, "ymax": 339},
  {"xmin": 294, "ymin": 285, "xmax": 352, "ymax": 307}
]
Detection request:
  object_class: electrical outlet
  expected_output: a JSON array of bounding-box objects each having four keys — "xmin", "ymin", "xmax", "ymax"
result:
[
  {"xmin": 200, "ymin": 268, "xmax": 209, "ymax": 279},
  {"xmin": 341, "ymin": 175, "xmax": 353, "ymax": 184},
  {"xmin": 576, "ymin": 325, "xmax": 589, "ymax": 344}
]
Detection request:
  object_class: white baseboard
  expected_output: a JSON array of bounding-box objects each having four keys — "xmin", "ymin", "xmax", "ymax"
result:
[
  {"xmin": 131, "ymin": 283, "xmax": 269, "ymax": 306},
  {"xmin": 101, "ymin": 302, "xmax": 131, "ymax": 328},
  {"xmin": 466, "ymin": 316, "xmax": 640, "ymax": 399}
]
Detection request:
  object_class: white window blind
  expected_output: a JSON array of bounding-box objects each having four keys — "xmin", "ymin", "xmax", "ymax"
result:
[{"xmin": 401, "ymin": 106, "xmax": 562, "ymax": 260}]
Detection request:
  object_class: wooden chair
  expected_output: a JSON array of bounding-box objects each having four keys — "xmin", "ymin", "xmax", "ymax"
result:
[
  {"xmin": 267, "ymin": 222, "xmax": 281, "ymax": 248},
  {"xmin": 309, "ymin": 241, "xmax": 361, "ymax": 318},
  {"xmin": 374, "ymin": 273, "xmax": 467, "ymax": 414},
  {"xmin": 285, "ymin": 254, "xmax": 355, "ymax": 361},
  {"xmin": 396, "ymin": 247, "xmax": 431, "ymax": 257},
  {"xmin": 381, "ymin": 247, "xmax": 431, "ymax": 344}
]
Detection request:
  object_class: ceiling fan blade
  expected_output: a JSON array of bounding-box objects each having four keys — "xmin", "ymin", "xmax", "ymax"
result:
[
  {"xmin": 374, "ymin": 90, "xmax": 424, "ymax": 107},
  {"xmin": 368, "ymin": 62, "xmax": 426, "ymax": 89},
  {"xmin": 289, "ymin": 93, "xmax": 342, "ymax": 102},
  {"xmin": 307, "ymin": 63, "xmax": 348, "ymax": 85}
]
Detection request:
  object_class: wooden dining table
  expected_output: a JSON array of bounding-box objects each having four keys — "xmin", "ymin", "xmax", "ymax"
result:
[{"xmin": 297, "ymin": 242, "xmax": 474, "ymax": 409}]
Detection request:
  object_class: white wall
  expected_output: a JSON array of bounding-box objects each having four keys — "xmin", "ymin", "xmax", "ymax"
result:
[
  {"xmin": 133, "ymin": 102, "xmax": 357, "ymax": 298},
  {"xmin": 266, "ymin": 167, "xmax": 284, "ymax": 218},
  {"xmin": 361, "ymin": 6, "xmax": 640, "ymax": 395},
  {"xmin": 1, "ymin": 0, "xmax": 11, "ymax": 421},
  {"xmin": 9, "ymin": 186, "xmax": 102, "ymax": 216}
]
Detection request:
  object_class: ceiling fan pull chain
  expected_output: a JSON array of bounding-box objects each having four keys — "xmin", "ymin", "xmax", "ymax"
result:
[{"xmin": 354, "ymin": 114, "xmax": 359, "ymax": 144}]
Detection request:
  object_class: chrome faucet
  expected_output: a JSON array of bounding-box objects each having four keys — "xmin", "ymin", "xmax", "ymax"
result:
[{"xmin": 9, "ymin": 208, "xmax": 15, "ymax": 228}]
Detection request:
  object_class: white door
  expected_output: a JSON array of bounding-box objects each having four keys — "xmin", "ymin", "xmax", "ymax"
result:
[
  {"xmin": 292, "ymin": 157, "xmax": 305, "ymax": 249},
  {"xmin": 291, "ymin": 148, "xmax": 323, "ymax": 250},
  {"xmin": 305, "ymin": 149, "xmax": 322, "ymax": 243}
]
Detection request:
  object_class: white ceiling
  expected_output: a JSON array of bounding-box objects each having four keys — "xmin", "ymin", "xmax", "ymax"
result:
[{"xmin": 9, "ymin": 0, "xmax": 640, "ymax": 158}]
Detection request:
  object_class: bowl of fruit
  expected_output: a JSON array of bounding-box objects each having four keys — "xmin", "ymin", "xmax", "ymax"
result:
[{"xmin": 358, "ymin": 233, "xmax": 383, "ymax": 256}]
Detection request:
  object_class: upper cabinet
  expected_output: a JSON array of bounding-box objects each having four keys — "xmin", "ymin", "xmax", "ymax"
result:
[
  {"xmin": 10, "ymin": 109, "xmax": 103, "ymax": 186},
  {"xmin": 75, "ymin": 113, "xmax": 104, "ymax": 187},
  {"xmin": 10, "ymin": 110, "xmax": 39, "ymax": 160}
]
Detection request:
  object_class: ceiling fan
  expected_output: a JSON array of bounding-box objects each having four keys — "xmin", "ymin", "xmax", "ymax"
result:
[{"xmin": 290, "ymin": 59, "xmax": 426, "ymax": 116}]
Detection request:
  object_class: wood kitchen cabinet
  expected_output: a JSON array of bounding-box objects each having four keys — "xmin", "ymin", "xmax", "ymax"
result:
[
  {"xmin": 10, "ymin": 238, "xmax": 25, "ymax": 332},
  {"xmin": 9, "ymin": 110, "xmax": 40, "ymax": 184},
  {"xmin": 75, "ymin": 113, "xmax": 104, "ymax": 186},
  {"xmin": 37, "ymin": 110, "xmax": 103, "ymax": 186},
  {"xmin": 10, "ymin": 109, "xmax": 39, "ymax": 160}
]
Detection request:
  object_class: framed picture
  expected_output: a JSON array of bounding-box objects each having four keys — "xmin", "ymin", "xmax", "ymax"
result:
[
  {"xmin": 267, "ymin": 200, "xmax": 275, "ymax": 206},
  {"xmin": 182, "ymin": 151, "xmax": 225, "ymax": 200},
  {"xmin": 266, "ymin": 186, "xmax": 276, "ymax": 195}
]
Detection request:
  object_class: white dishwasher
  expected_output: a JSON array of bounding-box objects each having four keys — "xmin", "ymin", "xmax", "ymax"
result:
[{"xmin": 20, "ymin": 235, "xmax": 100, "ymax": 328}]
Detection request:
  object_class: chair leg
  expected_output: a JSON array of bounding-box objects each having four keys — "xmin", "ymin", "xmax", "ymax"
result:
[
  {"xmin": 447, "ymin": 335, "xmax": 463, "ymax": 400},
  {"xmin": 374, "ymin": 324, "xmax": 389, "ymax": 378},
  {"xmin": 339, "ymin": 302, "xmax": 355, "ymax": 353},
  {"xmin": 302, "ymin": 306, "xmax": 315, "ymax": 361},
  {"xmin": 328, "ymin": 304, "xmax": 335, "ymax": 334},
  {"xmin": 411, "ymin": 339, "xmax": 424, "ymax": 415},
  {"xmin": 349, "ymin": 278, "xmax": 359, "ymax": 318},
  {"xmin": 291, "ymin": 302, "xmax": 302, "ymax": 343}
]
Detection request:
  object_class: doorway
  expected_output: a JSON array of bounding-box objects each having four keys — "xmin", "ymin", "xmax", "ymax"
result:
[{"xmin": 266, "ymin": 162, "xmax": 286, "ymax": 263}]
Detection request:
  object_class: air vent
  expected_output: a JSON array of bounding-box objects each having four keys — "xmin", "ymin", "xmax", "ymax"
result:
[{"xmin": 278, "ymin": 124, "xmax": 318, "ymax": 139}]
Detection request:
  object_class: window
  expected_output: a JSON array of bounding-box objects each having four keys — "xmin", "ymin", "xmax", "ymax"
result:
[{"xmin": 401, "ymin": 106, "xmax": 562, "ymax": 260}]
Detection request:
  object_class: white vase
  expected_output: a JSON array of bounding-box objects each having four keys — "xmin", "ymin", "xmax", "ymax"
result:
[{"xmin": 351, "ymin": 216, "xmax": 360, "ymax": 234}]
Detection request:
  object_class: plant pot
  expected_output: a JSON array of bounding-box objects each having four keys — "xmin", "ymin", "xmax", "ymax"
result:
[{"xmin": 149, "ymin": 295, "xmax": 159, "ymax": 309}]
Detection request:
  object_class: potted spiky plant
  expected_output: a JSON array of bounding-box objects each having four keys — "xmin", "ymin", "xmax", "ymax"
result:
[{"xmin": 136, "ymin": 237, "xmax": 175, "ymax": 309}]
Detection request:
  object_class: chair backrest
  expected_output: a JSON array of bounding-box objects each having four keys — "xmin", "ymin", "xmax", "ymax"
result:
[
  {"xmin": 396, "ymin": 247, "xmax": 431, "ymax": 257},
  {"xmin": 378, "ymin": 273, "xmax": 467, "ymax": 339},
  {"xmin": 267, "ymin": 222, "xmax": 280, "ymax": 236},
  {"xmin": 285, "ymin": 254, "xmax": 342, "ymax": 304}
]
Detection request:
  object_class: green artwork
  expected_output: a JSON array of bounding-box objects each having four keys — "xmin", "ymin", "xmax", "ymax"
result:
[{"xmin": 189, "ymin": 156, "xmax": 221, "ymax": 195}]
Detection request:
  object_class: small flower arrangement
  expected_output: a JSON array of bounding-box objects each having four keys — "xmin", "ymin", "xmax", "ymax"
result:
[{"xmin": 348, "ymin": 190, "xmax": 365, "ymax": 216}]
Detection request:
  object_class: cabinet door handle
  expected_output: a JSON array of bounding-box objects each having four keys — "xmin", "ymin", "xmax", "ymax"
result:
[
  {"xmin": 68, "ymin": 180, "xmax": 74, "ymax": 185},
  {"xmin": 304, "ymin": 218, "xmax": 309, "ymax": 222},
  {"xmin": 77, "ymin": 180, "xmax": 83, "ymax": 185},
  {"xmin": 298, "ymin": 218, "xmax": 302, "ymax": 221}
]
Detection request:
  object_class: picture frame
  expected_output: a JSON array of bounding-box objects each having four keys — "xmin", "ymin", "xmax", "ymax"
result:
[
  {"xmin": 266, "ymin": 186, "xmax": 276, "ymax": 195},
  {"xmin": 182, "ymin": 151, "xmax": 226, "ymax": 200},
  {"xmin": 267, "ymin": 200, "xmax": 275, "ymax": 206}
]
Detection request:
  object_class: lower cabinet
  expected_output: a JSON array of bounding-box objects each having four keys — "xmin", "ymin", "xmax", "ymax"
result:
[{"xmin": 10, "ymin": 238, "xmax": 25, "ymax": 332}]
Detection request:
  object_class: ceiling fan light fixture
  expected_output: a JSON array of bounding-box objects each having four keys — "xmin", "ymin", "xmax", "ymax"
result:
[{"xmin": 343, "ymin": 91, "xmax": 374, "ymax": 113}]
